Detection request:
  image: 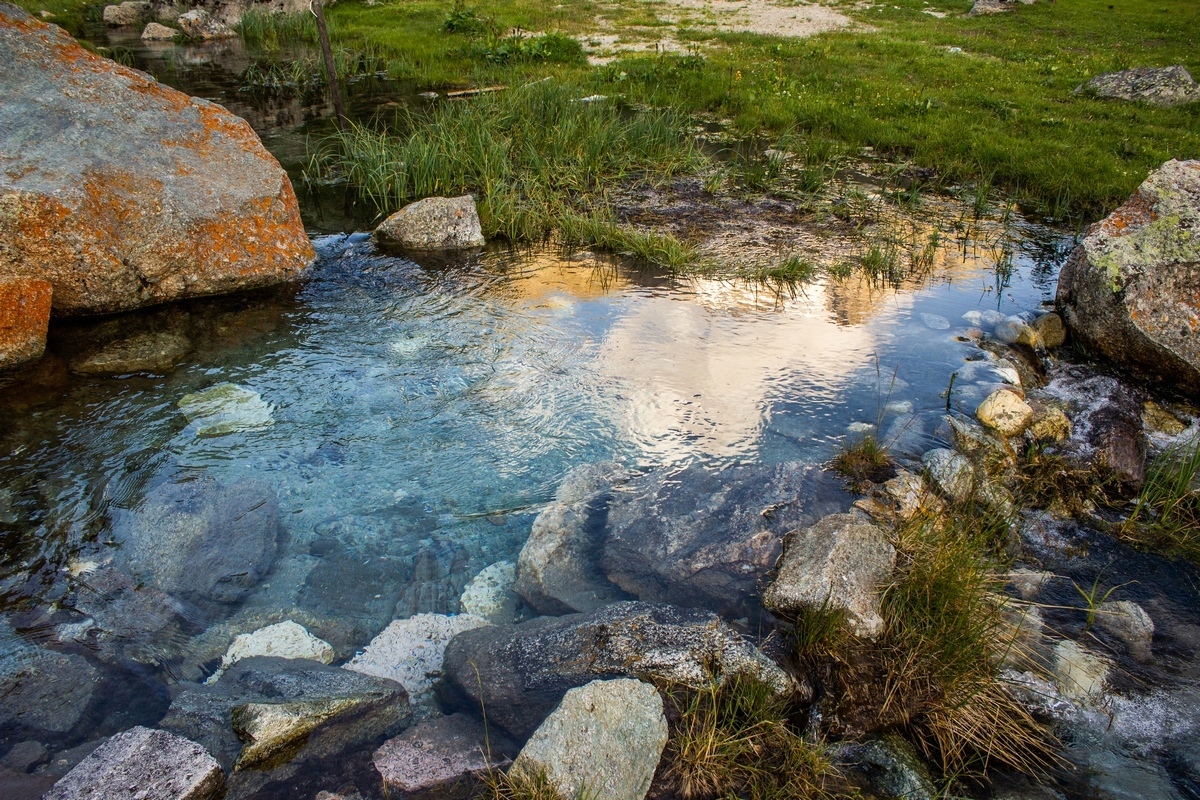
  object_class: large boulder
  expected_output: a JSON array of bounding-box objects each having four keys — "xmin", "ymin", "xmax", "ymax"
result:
[
  {"xmin": 0, "ymin": 5, "xmax": 313, "ymax": 317},
  {"xmin": 375, "ymin": 195, "xmax": 486, "ymax": 250},
  {"xmin": 176, "ymin": 8, "xmax": 235, "ymax": 39},
  {"xmin": 441, "ymin": 601, "xmax": 795, "ymax": 740},
  {"xmin": 115, "ymin": 478, "xmax": 282, "ymax": 605},
  {"xmin": 1057, "ymin": 160, "xmax": 1200, "ymax": 394},
  {"xmin": 0, "ymin": 276, "xmax": 52, "ymax": 370},
  {"xmin": 1077, "ymin": 66, "xmax": 1200, "ymax": 107},
  {"xmin": 44, "ymin": 726, "xmax": 224, "ymax": 800},
  {"xmin": 600, "ymin": 462, "xmax": 849, "ymax": 619},
  {"xmin": 512, "ymin": 678, "xmax": 667, "ymax": 800}
]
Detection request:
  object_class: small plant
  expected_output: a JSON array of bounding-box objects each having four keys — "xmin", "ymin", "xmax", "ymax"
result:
[
  {"xmin": 481, "ymin": 766, "xmax": 574, "ymax": 800},
  {"xmin": 471, "ymin": 33, "xmax": 586, "ymax": 66},
  {"xmin": 743, "ymin": 254, "xmax": 818, "ymax": 286},
  {"xmin": 831, "ymin": 432, "xmax": 895, "ymax": 492},
  {"xmin": 1015, "ymin": 444, "xmax": 1107, "ymax": 518},
  {"xmin": 1071, "ymin": 568, "xmax": 1129, "ymax": 632},
  {"xmin": 1121, "ymin": 436, "xmax": 1200, "ymax": 564},
  {"xmin": 859, "ymin": 240, "xmax": 903, "ymax": 287},
  {"xmin": 557, "ymin": 212, "xmax": 699, "ymax": 272},
  {"xmin": 442, "ymin": 3, "xmax": 495, "ymax": 37}
]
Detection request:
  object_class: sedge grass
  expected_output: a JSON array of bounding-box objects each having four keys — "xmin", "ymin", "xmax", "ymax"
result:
[{"xmin": 1120, "ymin": 436, "xmax": 1200, "ymax": 564}]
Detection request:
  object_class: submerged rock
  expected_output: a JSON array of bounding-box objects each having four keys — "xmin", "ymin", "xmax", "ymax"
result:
[
  {"xmin": 0, "ymin": 5, "xmax": 313, "ymax": 317},
  {"xmin": 344, "ymin": 613, "xmax": 489, "ymax": 706},
  {"xmin": 0, "ymin": 634, "xmax": 99, "ymax": 735},
  {"xmin": 442, "ymin": 601, "xmax": 794, "ymax": 740},
  {"xmin": 512, "ymin": 679, "xmax": 667, "ymax": 800},
  {"xmin": 375, "ymin": 195, "xmax": 486, "ymax": 250},
  {"xmin": 1053, "ymin": 639, "xmax": 1110, "ymax": 703},
  {"xmin": 69, "ymin": 329, "xmax": 191, "ymax": 375},
  {"xmin": 1057, "ymin": 160, "xmax": 1200, "ymax": 394},
  {"xmin": 1096, "ymin": 600, "xmax": 1154, "ymax": 661},
  {"xmin": 373, "ymin": 713, "xmax": 514, "ymax": 799},
  {"xmin": 762, "ymin": 513, "xmax": 895, "ymax": 639},
  {"xmin": 1077, "ymin": 66, "xmax": 1200, "ymax": 107},
  {"xmin": 44, "ymin": 726, "xmax": 223, "ymax": 800},
  {"xmin": 117, "ymin": 478, "xmax": 282, "ymax": 605},
  {"xmin": 459, "ymin": 561, "xmax": 519, "ymax": 624},
  {"xmin": 206, "ymin": 620, "xmax": 335, "ymax": 684},
  {"xmin": 178, "ymin": 382, "xmax": 274, "ymax": 436},
  {"xmin": 0, "ymin": 276, "xmax": 52, "ymax": 371},
  {"xmin": 600, "ymin": 462, "xmax": 848, "ymax": 619}
]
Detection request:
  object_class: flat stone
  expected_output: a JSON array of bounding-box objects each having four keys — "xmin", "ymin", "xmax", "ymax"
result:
[
  {"xmin": 375, "ymin": 195, "xmax": 486, "ymax": 250},
  {"xmin": 141, "ymin": 21, "xmax": 176, "ymax": 39},
  {"xmin": 920, "ymin": 313, "xmax": 950, "ymax": 330},
  {"xmin": 976, "ymin": 389, "xmax": 1035, "ymax": 437},
  {"xmin": 43, "ymin": 726, "xmax": 223, "ymax": 800},
  {"xmin": 69, "ymin": 330, "xmax": 191, "ymax": 375},
  {"xmin": 373, "ymin": 713, "xmax": 513, "ymax": 798},
  {"xmin": 178, "ymin": 382, "xmax": 274, "ymax": 436},
  {"xmin": 206, "ymin": 620, "xmax": 335, "ymax": 684},
  {"xmin": 1053, "ymin": 639, "xmax": 1109, "ymax": 703},
  {"xmin": 0, "ymin": 276, "xmax": 52, "ymax": 370},
  {"xmin": 513, "ymin": 679, "xmax": 667, "ymax": 800},
  {"xmin": 459, "ymin": 561, "xmax": 519, "ymax": 624},
  {"xmin": 1078, "ymin": 66, "xmax": 1200, "ymax": 107}
]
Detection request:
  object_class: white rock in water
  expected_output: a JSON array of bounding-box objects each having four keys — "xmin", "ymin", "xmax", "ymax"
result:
[
  {"xmin": 513, "ymin": 679, "xmax": 667, "ymax": 800},
  {"xmin": 459, "ymin": 561, "xmax": 518, "ymax": 624},
  {"xmin": 1097, "ymin": 600, "xmax": 1154, "ymax": 659},
  {"xmin": 961, "ymin": 309, "xmax": 984, "ymax": 326},
  {"xmin": 976, "ymin": 389, "xmax": 1034, "ymax": 437},
  {"xmin": 980, "ymin": 310, "xmax": 1008, "ymax": 327},
  {"xmin": 885, "ymin": 400, "xmax": 914, "ymax": 415},
  {"xmin": 206, "ymin": 621, "xmax": 335, "ymax": 684},
  {"xmin": 920, "ymin": 313, "xmax": 951, "ymax": 330},
  {"xmin": 991, "ymin": 365, "xmax": 1022, "ymax": 386},
  {"xmin": 848, "ymin": 421, "xmax": 875, "ymax": 433},
  {"xmin": 345, "ymin": 613, "xmax": 489, "ymax": 704},
  {"xmin": 375, "ymin": 195, "xmax": 486, "ymax": 250},
  {"xmin": 141, "ymin": 21, "xmax": 177, "ymax": 40},
  {"xmin": 178, "ymin": 382, "xmax": 274, "ymax": 436},
  {"xmin": 1054, "ymin": 639, "xmax": 1110, "ymax": 703}
]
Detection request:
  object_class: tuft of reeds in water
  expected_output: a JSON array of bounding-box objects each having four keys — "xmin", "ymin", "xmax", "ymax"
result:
[
  {"xmin": 481, "ymin": 766, "xmax": 578, "ymax": 800},
  {"xmin": 308, "ymin": 80, "xmax": 709, "ymax": 269},
  {"xmin": 1120, "ymin": 436, "xmax": 1200, "ymax": 564},
  {"xmin": 236, "ymin": 9, "xmax": 317, "ymax": 51},
  {"xmin": 831, "ymin": 433, "xmax": 894, "ymax": 493},
  {"xmin": 557, "ymin": 212, "xmax": 698, "ymax": 272}
]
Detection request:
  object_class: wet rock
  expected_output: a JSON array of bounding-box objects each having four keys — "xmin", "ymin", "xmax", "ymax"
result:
[
  {"xmin": 344, "ymin": 613, "xmax": 489, "ymax": 706},
  {"xmin": 1028, "ymin": 403, "xmax": 1072, "ymax": 443},
  {"xmin": 762, "ymin": 513, "xmax": 895, "ymax": 639},
  {"xmin": 1087, "ymin": 390, "xmax": 1148, "ymax": 496},
  {"xmin": 921, "ymin": 448, "xmax": 975, "ymax": 503},
  {"xmin": 1096, "ymin": 600, "xmax": 1154, "ymax": 660},
  {"xmin": 514, "ymin": 462, "xmax": 630, "ymax": 615},
  {"xmin": 1031, "ymin": 312, "xmax": 1067, "ymax": 349},
  {"xmin": 0, "ymin": 276, "xmax": 52, "ymax": 371},
  {"xmin": 177, "ymin": 8, "xmax": 236, "ymax": 39},
  {"xmin": 159, "ymin": 656, "xmax": 410, "ymax": 774},
  {"xmin": 1142, "ymin": 400, "xmax": 1188, "ymax": 436},
  {"xmin": 600, "ymin": 462, "xmax": 848, "ymax": 619},
  {"xmin": 178, "ymin": 382, "xmax": 275, "ymax": 436},
  {"xmin": 102, "ymin": 1, "xmax": 148, "ymax": 26},
  {"xmin": 853, "ymin": 469, "xmax": 933, "ymax": 526},
  {"xmin": 1007, "ymin": 568, "xmax": 1053, "ymax": 600},
  {"xmin": 0, "ymin": 633, "xmax": 98, "ymax": 735},
  {"xmin": 206, "ymin": 620, "xmax": 335, "ymax": 684},
  {"xmin": 1053, "ymin": 639, "xmax": 1109, "ymax": 703},
  {"xmin": 994, "ymin": 317, "xmax": 1038, "ymax": 347},
  {"xmin": 375, "ymin": 195, "xmax": 486, "ymax": 250},
  {"xmin": 117, "ymin": 478, "xmax": 282, "ymax": 605},
  {"xmin": 459, "ymin": 561, "xmax": 519, "ymax": 624},
  {"xmin": 1077, "ymin": 66, "xmax": 1200, "ymax": 107},
  {"xmin": 141, "ymin": 20, "xmax": 176, "ymax": 39},
  {"xmin": 920, "ymin": 313, "xmax": 950, "ymax": 330},
  {"xmin": 0, "ymin": 5, "xmax": 313, "ymax": 317},
  {"xmin": 69, "ymin": 330, "xmax": 191, "ymax": 375},
  {"xmin": 2, "ymin": 740, "xmax": 48, "ymax": 772},
  {"xmin": 441, "ymin": 601, "xmax": 794, "ymax": 740},
  {"xmin": 1057, "ymin": 160, "xmax": 1200, "ymax": 393},
  {"xmin": 837, "ymin": 734, "xmax": 937, "ymax": 800},
  {"xmin": 977, "ymin": 388, "xmax": 1035, "ymax": 437},
  {"xmin": 373, "ymin": 713, "xmax": 514, "ymax": 799},
  {"xmin": 58, "ymin": 565, "xmax": 185, "ymax": 663},
  {"xmin": 512, "ymin": 679, "xmax": 667, "ymax": 800},
  {"xmin": 43, "ymin": 726, "xmax": 223, "ymax": 800}
]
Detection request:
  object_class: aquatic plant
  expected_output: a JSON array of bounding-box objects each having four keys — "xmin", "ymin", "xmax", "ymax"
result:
[
  {"xmin": 236, "ymin": 9, "xmax": 317, "ymax": 51},
  {"xmin": 556, "ymin": 211, "xmax": 699, "ymax": 272},
  {"xmin": 831, "ymin": 433, "xmax": 894, "ymax": 493},
  {"xmin": 661, "ymin": 674, "xmax": 841, "ymax": 800},
  {"xmin": 1071, "ymin": 568, "xmax": 1130, "ymax": 632},
  {"xmin": 1121, "ymin": 436, "xmax": 1200, "ymax": 564}
]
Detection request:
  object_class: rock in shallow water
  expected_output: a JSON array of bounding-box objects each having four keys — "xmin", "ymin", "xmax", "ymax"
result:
[
  {"xmin": 375, "ymin": 195, "xmax": 486, "ymax": 250},
  {"xmin": 441, "ymin": 601, "xmax": 795, "ymax": 740},
  {"xmin": 459, "ymin": 561, "xmax": 519, "ymax": 624},
  {"xmin": 976, "ymin": 388, "xmax": 1034, "ymax": 437},
  {"xmin": 373, "ymin": 713, "xmax": 514, "ymax": 799},
  {"xmin": 178, "ymin": 382, "xmax": 274, "ymax": 436},
  {"xmin": 206, "ymin": 620, "xmax": 335, "ymax": 684},
  {"xmin": 0, "ymin": 5, "xmax": 313, "ymax": 316},
  {"xmin": 44, "ymin": 726, "xmax": 223, "ymax": 800},
  {"xmin": 0, "ymin": 630, "xmax": 99, "ymax": 736},
  {"xmin": 513, "ymin": 678, "xmax": 667, "ymax": 800}
]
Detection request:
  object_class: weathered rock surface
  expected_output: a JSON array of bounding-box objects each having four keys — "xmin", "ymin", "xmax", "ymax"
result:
[
  {"xmin": 1057, "ymin": 160, "xmax": 1200, "ymax": 394},
  {"xmin": 600, "ymin": 462, "xmax": 849, "ymax": 619},
  {"xmin": 373, "ymin": 713, "xmax": 513, "ymax": 799},
  {"xmin": 513, "ymin": 679, "xmax": 667, "ymax": 800},
  {"xmin": 178, "ymin": 382, "xmax": 275, "ymax": 436},
  {"xmin": 206, "ymin": 620, "xmax": 335, "ymax": 684},
  {"xmin": 838, "ymin": 734, "xmax": 937, "ymax": 800},
  {"xmin": 43, "ymin": 726, "xmax": 223, "ymax": 800},
  {"xmin": 160, "ymin": 656, "xmax": 410, "ymax": 774},
  {"xmin": 0, "ymin": 631, "xmax": 99, "ymax": 735},
  {"xmin": 441, "ymin": 601, "xmax": 794, "ymax": 739},
  {"xmin": 375, "ymin": 195, "xmax": 486, "ymax": 250},
  {"xmin": 68, "ymin": 329, "xmax": 191, "ymax": 375},
  {"xmin": 976, "ymin": 388, "xmax": 1035, "ymax": 437},
  {"xmin": 1077, "ymin": 66, "xmax": 1200, "ymax": 107},
  {"xmin": 102, "ymin": 1, "xmax": 148, "ymax": 26},
  {"xmin": 176, "ymin": 8, "xmax": 235, "ymax": 39},
  {"xmin": 1096, "ymin": 600, "xmax": 1154, "ymax": 660},
  {"xmin": 514, "ymin": 462, "xmax": 630, "ymax": 615},
  {"xmin": 0, "ymin": 276, "xmax": 52, "ymax": 370},
  {"xmin": 141, "ymin": 20, "xmax": 176, "ymax": 38},
  {"xmin": 0, "ymin": 5, "xmax": 313, "ymax": 317},
  {"xmin": 459, "ymin": 561, "xmax": 519, "ymax": 624},
  {"xmin": 762, "ymin": 513, "xmax": 896, "ymax": 639},
  {"xmin": 922, "ymin": 447, "xmax": 1014, "ymax": 513},
  {"xmin": 116, "ymin": 478, "xmax": 282, "ymax": 605},
  {"xmin": 151, "ymin": 0, "xmax": 317, "ymax": 28},
  {"xmin": 344, "ymin": 613, "xmax": 489, "ymax": 706},
  {"xmin": 1031, "ymin": 312, "xmax": 1067, "ymax": 349},
  {"xmin": 993, "ymin": 317, "xmax": 1037, "ymax": 347}
]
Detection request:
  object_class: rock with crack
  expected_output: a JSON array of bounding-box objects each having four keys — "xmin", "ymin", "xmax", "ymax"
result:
[
  {"xmin": 441, "ymin": 601, "xmax": 796, "ymax": 740},
  {"xmin": 373, "ymin": 713, "xmax": 515, "ymax": 799},
  {"xmin": 1057, "ymin": 160, "xmax": 1200, "ymax": 394},
  {"xmin": 43, "ymin": 726, "xmax": 223, "ymax": 800},
  {"xmin": 762, "ymin": 513, "xmax": 896, "ymax": 639},
  {"xmin": 511, "ymin": 678, "xmax": 667, "ymax": 800}
]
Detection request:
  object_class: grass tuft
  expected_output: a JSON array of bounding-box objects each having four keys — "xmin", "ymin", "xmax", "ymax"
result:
[
  {"xmin": 481, "ymin": 766, "xmax": 575, "ymax": 800},
  {"xmin": 1120, "ymin": 436, "xmax": 1200, "ymax": 564},
  {"xmin": 557, "ymin": 212, "xmax": 699, "ymax": 272},
  {"xmin": 831, "ymin": 433, "xmax": 895, "ymax": 493},
  {"xmin": 236, "ymin": 9, "xmax": 317, "ymax": 50}
]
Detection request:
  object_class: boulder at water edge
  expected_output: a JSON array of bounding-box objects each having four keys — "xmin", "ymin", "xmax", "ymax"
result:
[
  {"xmin": 375, "ymin": 195, "xmax": 487, "ymax": 250},
  {"xmin": 0, "ymin": 276, "xmax": 52, "ymax": 369},
  {"xmin": 0, "ymin": 4, "xmax": 314, "ymax": 317},
  {"xmin": 1057, "ymin": 160, "xmax": 1200, "ymax": 394},
  {"xmin": 373, "ymin": 713, "xmax": 515, "ymax": 799}
]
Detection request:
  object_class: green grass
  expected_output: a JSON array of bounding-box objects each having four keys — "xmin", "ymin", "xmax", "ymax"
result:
[
  {"xmin": 235, "ymin": 9, "xmax": 317, "ymax": 51},
  {"xmin": 831, "ymin": 432, "xmax": 895, "ymax": 492},
  {"xmin": 1121, "ymin": 437, "xmax": 1200, "ymax": 564}
]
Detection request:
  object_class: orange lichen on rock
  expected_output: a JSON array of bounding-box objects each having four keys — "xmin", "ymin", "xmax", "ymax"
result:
[
  {"xmin": 1099, "ymin": 189, "xmax": 1159, "ymax": 237},
  {"xmin": 0, "ymin": 276, "xmax": 53, "ymax": 369}
]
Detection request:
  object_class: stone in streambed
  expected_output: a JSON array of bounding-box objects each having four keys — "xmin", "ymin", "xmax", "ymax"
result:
[
  {"xmin": 976, "ymin": 388, "xmax": 1034, "ymax": 437},
  {"xmin": 69, "ymin": 329, "xmax": 191, "ymax": 375},
  {"xmin": 375, "ymin": 195, "xmax": 486, "ymax": 250},
  {"xmin": 0, "ymin": 5, "xmax": 313, "ymax": 317},
  {"xmin": 994, "ymin": 317, "xmax": 1038, "ymax": 347},
  {"xmin": 178, "ymin": 382, "xmax": 274, "ymax": 436},
  {"xmin": 512, "ymin": 679, "xmax": 667, "ymax": 800},
  {"xmin": 206, "ymin": 620, "xmax": 335, "ymax": 684},
  {"xmin": 43, "ymin": 726, "xmax": 223, "ymax": 800},
  {"xmin": 1096, "ymin": 600, "xmax": 1154, "ymax": 660},
  {"xmin": 1030, "ymin": 312, "xmax": 1067, "ymax": 349},
  {"xmin": 459, "ymin": 561, "xmax": 519, "ymax": 624},
  {"xmin": 374, "ymin": 713, "xmax": 514, "ymax": 799},
  {"xmin": 0, "ymin": 629, "xmax": 99, "ymax": 735},
  {"xmin": 102, "ymin": 0, "xmax": 148, "ymax": 26},
  {"xmin": 0, "ymin": 276, "xmax": 52, "ymax": 370},
  {"xmin": 176, "ymin": 8, "xmax": 236, "ymax": 39},
  {"xmin": 141, "ymin": 21, "xmax": 177, "ymax": 39}
]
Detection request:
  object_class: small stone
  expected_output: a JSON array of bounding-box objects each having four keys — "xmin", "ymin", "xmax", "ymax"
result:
[
  {"xmin": 922, "ymin": 448, "xmax": 975, "ymax": 504},
  {"xmin": 459, "ymin": 561, "xmax": 518, "ymax": 624},
  {"xmin": 920, "ymin": 313, "xmax": 950, "ymax": 330},
  {"xmin": 1053, "ymin": 639, "xmax": 1109, "ymax": 703},
  {"xmin": 417, "ymin": 91, "xmax": 439, "ymax": 100},
  {"xmin": 1028, "ymin": 405, "xmax": 1071, "ymax": 443},
  {"xmin": 838, "ymin": 734, "xmax": 937, "ymax": 800},
  {"xmin": 0, "ymin": 277, "xmax": 53, "ymax": 371},
  {"xmin": 176, "ymin": 8, "xmax": 236, "ymax": 39},
  {"xmin": 994, "ymin": 317, "xmax": 1037, "ymax": 346},
  {"xmin": 374, "ymin": 713, "xmax": 512, "ymax": 797},
  {"xmin": 1096, "ymin": 600, "xmax": 1154, "ymax": 660},
  {"xmin": 178, "ymin": 382, "xmax": 274, "ymax": 436},
  {"xmin": 1030, "ymin": 312, "xmax": 1066, "ymax": 349},
  {"xmin": 1, "ymin": 740, "xmax": 48, "ymax": 772},
  {"xmin": 375, "ymin": 195, "xmax": 486, "ymax": 250},
  {"xmin": 976, "ymin": 389, "xmax": 1034, "ymax": 437},
  {"xmin": 963, "ymin": 327, "xmax": 985, "ymax": 342},
  {"xmin": 980, "ymin": 309, "xmax": 1008, "ymax": 328},
  {"xmin": 206, "ymin": 621, "xmax": 335, "ymax": 684},
  {"xmin": 512, "ymin": 679, "xmax": 667, "ymax": 800},
  {"xmin": 1142, "ymin": 400, "xmax": 1187, "ymax": 436},
  {"xmin": 344, "ymin": 613, "xmax": 489, "ymax": 705},
  {"xmin": 141, "ymin": 22, "xmax": 177, "ymax": 40},
  {"xmin": 43, "ymin": 726, "xmax": 223, "ymax": 800},
  {"xmin": 885, "ymin": 400, "xmax": 913, "ymax": 414},
  {"xmin": 961, "ymin": 310, "xmax": 984, "ymax": 326}
]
